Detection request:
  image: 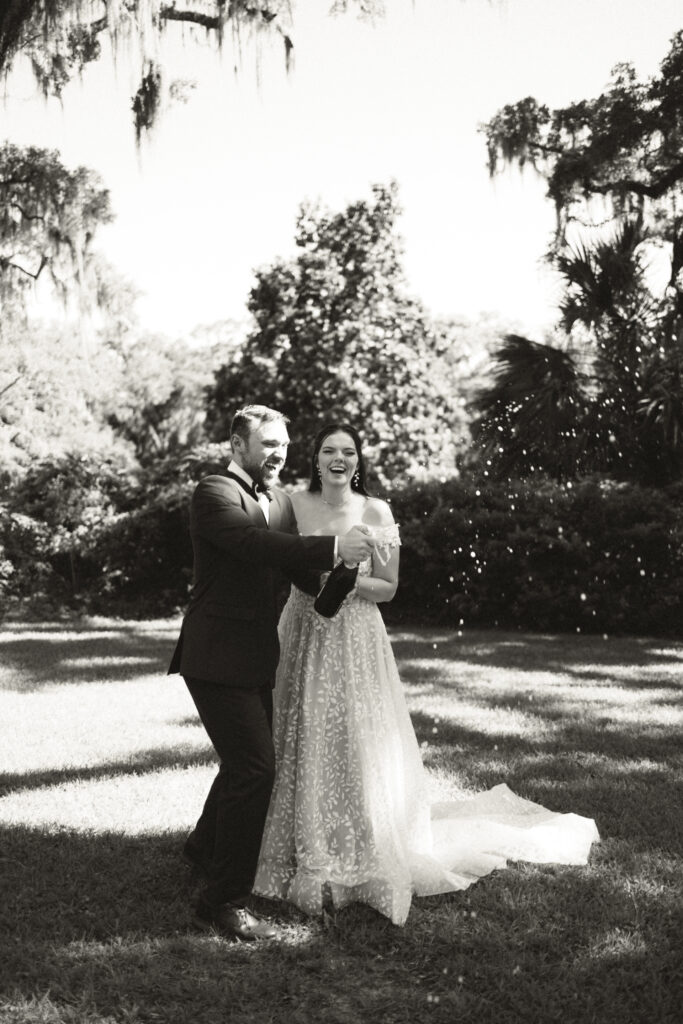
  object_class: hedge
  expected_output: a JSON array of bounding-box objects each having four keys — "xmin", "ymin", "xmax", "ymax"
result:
[
  {"xmin": 385, "ymin": 477, "xmax": 683, "ymax": 636},
  {"xmin": 3, "ymin": 466, "xmax": 682, "ymax": 636}
]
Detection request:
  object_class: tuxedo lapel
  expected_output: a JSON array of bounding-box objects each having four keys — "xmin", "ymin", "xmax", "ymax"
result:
[
  {"xmin": 225, "ymin": 470, "xmax": 255, "ymax": 498},
  {"xmin": 223, "ymin": 471, "xmax": 265, "ymax": 525}
]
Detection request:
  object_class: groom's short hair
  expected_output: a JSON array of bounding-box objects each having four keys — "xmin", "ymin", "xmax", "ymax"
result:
[{"xmin": 230, "ymin": 405, "xmax": 289, "ymax": 445}]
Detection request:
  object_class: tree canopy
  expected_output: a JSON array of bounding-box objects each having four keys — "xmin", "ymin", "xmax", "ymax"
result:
[
  {"xmin": 206, "ymin": 182, "xmax": 465, "ymax": 485},
  {"xmin": 483, "ymin": 30, "xmax": 683, "ymax": 295},
  {"xmin": 0, "ymin": 142, "xmax": 112, "ymax": 314},
  {"xmin": 0, "ymin": 0, "xmax": 381, "ymax": 137},
  {"xmin": 476, "ymin": 31, "xmax": 683, "ymax": 486}
]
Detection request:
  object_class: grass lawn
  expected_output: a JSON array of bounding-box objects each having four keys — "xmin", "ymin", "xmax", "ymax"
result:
[{"xmin": 0, "ymin": 618, "xmax": 681, "ymax": 1024}]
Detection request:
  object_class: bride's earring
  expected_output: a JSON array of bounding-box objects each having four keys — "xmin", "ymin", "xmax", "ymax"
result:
[
  {"xmin": 352, "ymin": 470, "xmax": 360, "ymax": 487},
  {"xmin": 316, "ymin": 465, "xmax": 322, "ymax": 482}
]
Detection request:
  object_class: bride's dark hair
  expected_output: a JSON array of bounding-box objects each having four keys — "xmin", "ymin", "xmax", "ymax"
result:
[{"xmin": 308, "ymin": 423, "xmax": 370, "ymax": 495}]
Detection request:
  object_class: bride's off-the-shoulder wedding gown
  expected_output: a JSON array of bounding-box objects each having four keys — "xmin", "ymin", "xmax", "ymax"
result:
[{"xmin": 255, "ymin": 525, "xmax": 599, "ymax": 926}]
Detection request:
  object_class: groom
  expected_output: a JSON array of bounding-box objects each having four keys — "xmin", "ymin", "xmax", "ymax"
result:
[{"xmin": 168, "ymin": 404, "xmax": 374, "ymax": 941}]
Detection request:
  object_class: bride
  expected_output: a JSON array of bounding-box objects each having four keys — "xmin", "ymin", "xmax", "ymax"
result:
[{"xmin": 254, "ymin": 423, "xmax": 599, "ymax": 926}]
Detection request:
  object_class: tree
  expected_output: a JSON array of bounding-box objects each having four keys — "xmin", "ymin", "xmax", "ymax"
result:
[
  {"xmin": 483, "ymin": 34, "xmax": 683, "ymax": 281},
  {"xmin": 473, "ymin": 226, "xmax": 679, "ymax": 485},
  {"xmin": 105, "ymin": 330, "xmax": 228, "ymax": 465},
  {"xmin": 479, "ymin": 31, "xmax": 683, "ymax": 484},
  {"xmin": 0, "ymin": 315, "xmax": 131, "ymax": 480},
  {"xmin": 2, "ymin": 449, "xmax": 136, "ymax": 604},
  {"xmin": 472, "ymin": 333, "xmax": 589, "ymax": 482},
  {"xmin": 0, "ymin": 142, "xmax": 112, "ymax": 315},
  {"xmin": 206, "ymin": 182, "xmax": 464, "ymax": 486},
  {"xmin": 0, "ymin": 1, "xmax": 382, "ymax": 138}
]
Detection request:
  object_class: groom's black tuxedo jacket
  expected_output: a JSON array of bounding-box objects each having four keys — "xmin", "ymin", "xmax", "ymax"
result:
[{"xmin": 168, "ymin": 473, "xmax": 334, "ymax": 687}]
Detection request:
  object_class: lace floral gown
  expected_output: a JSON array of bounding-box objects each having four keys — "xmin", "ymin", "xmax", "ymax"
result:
[{"xmin": 254, "ymin": 526, "xmax": 599, "ymax": 926}]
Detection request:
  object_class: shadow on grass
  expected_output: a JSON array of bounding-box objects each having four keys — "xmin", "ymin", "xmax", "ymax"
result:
[
  {"xmin": 1, "ymin": 623, "xmax": 681, "ymax": 1021},
  {"xmin": 391, "ymin": 628, "xmax": 683, "ymax": 672},
  {"xmin": 5, "ymin": 622, "xmax": 683, "ymax": 694},
  {"xmin": 0, "ymin": 823, "xmax": 679, "ymax": 1024},
  {"xmin": 410, "ymin": 699, "xmax": 683, "ymax": 763},
  {"xmin": 409, "ymin": 684, "xmax": 683, "ymax": 855},
  {"xmin": 0, "ymin": 625, "xmax": 179, "ymax": 692},
  {"xmin": 0, "ymin": 746, "xmax": 215, "ymax": 799}
]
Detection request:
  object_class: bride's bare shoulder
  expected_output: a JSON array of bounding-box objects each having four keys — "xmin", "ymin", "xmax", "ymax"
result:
[{"xmin": 362, "ymin": 496, "xmax": 395, "ymax": 527}]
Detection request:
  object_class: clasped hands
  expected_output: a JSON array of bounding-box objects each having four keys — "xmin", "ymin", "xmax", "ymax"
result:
[{"xmin": 337, "ymin": 524, "xmax": 375, "ymax": 567}]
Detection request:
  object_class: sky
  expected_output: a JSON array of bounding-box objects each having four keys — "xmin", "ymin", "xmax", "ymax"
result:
[{"xmin": 2, "ymin": 0, "xmax": 683, "ymax": 338}]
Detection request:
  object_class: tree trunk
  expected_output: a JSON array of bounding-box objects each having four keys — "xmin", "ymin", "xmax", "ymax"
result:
[{"xmin": 69, "ymin": 544, "xmax": 78, "ymax": 597}]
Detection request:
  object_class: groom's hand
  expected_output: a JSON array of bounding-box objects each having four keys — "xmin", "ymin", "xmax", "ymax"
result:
[{"xmin": 338, "ymin": 525, "xmax": 375, "ymax": 565}]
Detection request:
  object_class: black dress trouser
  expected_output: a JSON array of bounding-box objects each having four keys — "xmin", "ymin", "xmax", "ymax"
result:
[{"xmin": 183, "ymin": 676, "xmax": 275, "ymax": 907}]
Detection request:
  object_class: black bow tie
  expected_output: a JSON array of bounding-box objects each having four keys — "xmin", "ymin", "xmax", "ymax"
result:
[
  {"xmin": 225, "ymin": 470, "xmax": 271, "ymax": 501},
  {"xmin": 254, "ymin": 482, "xmax": 272, "ymax": 502}
]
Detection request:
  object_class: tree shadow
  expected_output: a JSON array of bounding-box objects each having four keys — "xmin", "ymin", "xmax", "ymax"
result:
[
  {"xmin": 0, "ymin": 822, "xmax": 678, "ymax": 1024},
  {"xmin": 390, "ymin": 627, "xmax": 683, "ymax": 672},
  {"xmin": 413, "ymin": 696, "xmax": 681, "ymax": 748},
  {"xmin": 411, "ymin": 700, "xmax": 682, "ymax": 771},
  {"xmin": 558, "ymin": 665, "xmax": 683, "ymax": 690},
  {"xmin": 0, "ymin": 626, "xmax": 179, "ymax": 692},
  {"xmin": 5, "ymin": 622, "xmax": 681, "ymax": 695},
  {"xmin": 0, "ymin": 745, "xmax": 215, "ymax": 799},
  {"xmin": 0, "ymin": 621, "xmax": 681, "ymax": 1021},
  {"xmin": 408, "ymin": 701, "xmax": 683, "ymax": 855}
]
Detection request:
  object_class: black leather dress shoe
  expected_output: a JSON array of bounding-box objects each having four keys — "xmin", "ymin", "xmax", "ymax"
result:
[{"xmin": 195, "ymin": 899, "xmax": 277, "ymax": 941}]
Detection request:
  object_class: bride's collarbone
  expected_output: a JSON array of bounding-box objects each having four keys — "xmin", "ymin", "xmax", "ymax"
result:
[
  {"xmin": 301, "ymin": 510, "xmax": 362, "ymax": 535},
  {"xmin": 294, "ymin": 492, "xmax": 376, "ymax": 535}
]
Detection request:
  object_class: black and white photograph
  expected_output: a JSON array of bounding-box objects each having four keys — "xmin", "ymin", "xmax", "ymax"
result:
[{"xmin": 1, "ymin": 2, "xmax": 681, "ymax": 1022}]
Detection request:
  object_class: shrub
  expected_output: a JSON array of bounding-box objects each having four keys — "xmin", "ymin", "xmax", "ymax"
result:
[
  {"xmin": 386, "ymin": 477, "xmax": 683, "ymax": 636},
  {"xmin": 89, "ymin": 482, "xmax": 193, "ymax": 616},
  {"xmin": 0, "ymin": 448, "xmax": 214, "ymax": 619},
  {"xmin": 1, "ymin": 451, "xmax": 137, "ymax": 615},
  {"xmin": 4, "ymin": 453, "xmax": 682, "ymax": 635}
]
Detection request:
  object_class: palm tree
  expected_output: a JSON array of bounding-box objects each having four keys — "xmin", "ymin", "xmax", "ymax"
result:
[
  {"xmin": 473, "ymin": 334, "xmax": 588, "ymax": 481},
  {"xmin": 639, "ymin": 343, "xmax": 683, "ymax": 481},
  {"xmin": 473, "ymin": 220, "xmax": 683, "ymax": 484},
  {"xmin": 557, "ymin": 220, "xmax": 677, "ymax": 481}
]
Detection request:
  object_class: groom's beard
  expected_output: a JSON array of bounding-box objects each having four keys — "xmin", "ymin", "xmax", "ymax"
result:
[{"xmin": 246, "ymin": 458, "xmax": 283, "ymax": 489}]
